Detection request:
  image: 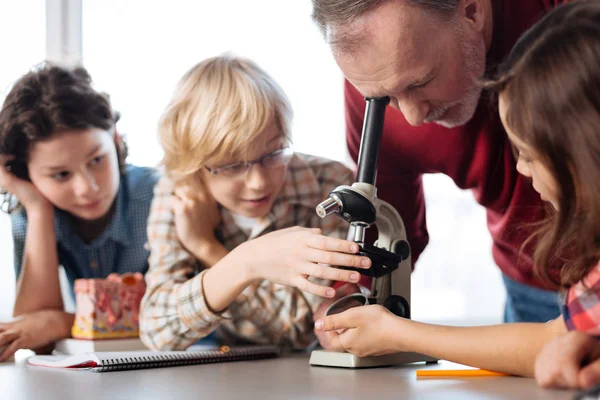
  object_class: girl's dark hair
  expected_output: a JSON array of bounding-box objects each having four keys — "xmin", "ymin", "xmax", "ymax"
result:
[
  {"xmin": 0, "ymin": 62, "xmax": 127, "ymax": 177},
  {"xmin": 485, "ymin": 0, "xmax": 600, "ymax": 289}
]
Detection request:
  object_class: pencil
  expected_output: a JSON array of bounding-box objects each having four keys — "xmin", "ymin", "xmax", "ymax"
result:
[{"xmin": 416, "ymin": 369, "xmax": 509, "ymax": 377}]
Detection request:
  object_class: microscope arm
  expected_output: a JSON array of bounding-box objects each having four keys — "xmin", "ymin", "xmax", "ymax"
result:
[{"xmin": 371, "ymin": 199, "xmax": 412, "ymax": 317}]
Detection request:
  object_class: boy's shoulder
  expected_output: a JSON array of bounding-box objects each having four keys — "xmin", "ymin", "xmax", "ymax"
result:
[
  {"xmin": 283, "ymin": 153, "xmax": 354, "ymax": 201},
  {"xmin": 123, "ymin": 164, "xmax": 160, "ymax": 203},
  {"xmin": 151, "ymin": 173, "xmax": 176, "ymax": 198},
  {"xmin": 289, "ymin": 153, "xmax": 353, "ymax": 180}
]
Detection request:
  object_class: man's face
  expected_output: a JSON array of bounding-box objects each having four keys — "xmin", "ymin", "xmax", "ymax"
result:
[{"xmin": 332, "ymin": 1, "xmax": 487, "ymax": 128}]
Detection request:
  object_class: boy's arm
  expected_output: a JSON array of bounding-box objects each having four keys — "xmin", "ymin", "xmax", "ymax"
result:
[
  {"xmin": 139, "ymin": 178, "xmax": 230, "ymax": 351},
  {"xmin": 140, "ymin": 190, "xmax": 317, "ymax": 350},
  {"xmin": 218, "ymin": 280, "xmax": 321, "ymax": 349},
  {"xmin": 11, "ymin": 205, "xmax": 63, "ymax": 316},
  {"xmin": 186, "ymin": 241, "xmax": 228, "ymax": 268},
  {"xmin": 141, "ymin": 176, "xmax": 366, "ymax": 351},
  {"xmin": 140, "ymin": 178, "xmax": 268, "ymax": 351}
]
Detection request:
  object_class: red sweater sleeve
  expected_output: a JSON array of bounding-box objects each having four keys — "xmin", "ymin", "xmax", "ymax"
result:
[{"xmin": 344, "ymin": 80, "xmax": 429, "ymax": 265}]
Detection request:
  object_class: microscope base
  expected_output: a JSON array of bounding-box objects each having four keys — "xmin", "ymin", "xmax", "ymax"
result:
[{"xmin": 309, "ymin": 349, "xmax": 438, "ymax": 368}]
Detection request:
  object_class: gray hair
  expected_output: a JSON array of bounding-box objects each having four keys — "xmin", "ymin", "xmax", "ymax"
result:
[{"xmin": 312, "ymin": 0, "xmax": 460, "ymax": 47}]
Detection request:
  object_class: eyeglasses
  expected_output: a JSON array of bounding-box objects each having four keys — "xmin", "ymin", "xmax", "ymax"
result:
[{"xmin": 205, "ymin": 147, "xmax": 293, "ymax": 178}]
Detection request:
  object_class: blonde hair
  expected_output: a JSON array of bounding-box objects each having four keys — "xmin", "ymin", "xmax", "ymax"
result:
[{"xmin": 158, "ymin": 54, "xmax": 293, "ymax": 186}]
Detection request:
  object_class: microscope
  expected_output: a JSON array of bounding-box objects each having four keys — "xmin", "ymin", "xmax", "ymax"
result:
[{"xmin": 309, "ymin": 97, "xmax": 437, "ymax": 368}]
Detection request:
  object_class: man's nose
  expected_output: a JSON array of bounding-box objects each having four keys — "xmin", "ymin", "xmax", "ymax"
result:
[{"xmin": 393, "ymin": 97, "xmax": 430, "ymax": 127}]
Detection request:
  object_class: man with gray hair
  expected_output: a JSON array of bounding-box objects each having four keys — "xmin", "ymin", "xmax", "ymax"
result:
[{"xmin": 312, "ymin": 0, "xmax": 566, "ymax": 330}]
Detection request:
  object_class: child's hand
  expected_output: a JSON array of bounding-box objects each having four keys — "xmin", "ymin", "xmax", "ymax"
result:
[
  {"xmin": 0, "ymin": 155, "xmax": 51, "ymax": 213},
  {"xmin": 0, "ymin": 310, "xmax": 73, "ymax": 362},
  {"xmin": 535, "ymin": 331, "xmax": 600, "ymax": 389},
  {"xmin": 314, "ymin": 304, "xmax": 401, "ymax": 356},
  {"xmin": 171, "ymin": 185, "xmax": 220, "ymax": 253},
  {"xmin": 240, "ymin": 226, "xmax": 371, "ymax": 298}
]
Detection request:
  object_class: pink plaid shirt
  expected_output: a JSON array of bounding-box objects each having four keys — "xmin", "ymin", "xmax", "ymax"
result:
[
  {"xmin": 139, "ymin": 153, "xmax": 353, "ymax": 350},
  {"xmin": 563, "ymin": 261, "xmax": 600, "ymax": 336}
]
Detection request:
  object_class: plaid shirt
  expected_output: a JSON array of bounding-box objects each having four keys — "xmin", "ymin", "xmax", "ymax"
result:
[
  {"xmin": 563, "ymin": 261, "xmax": 600, "ymax": 336},
  {"xmin": 11, "ymin": 165, "xmax": 158, "ymax": 299},
  {"xmin": 140, "ymin": 153, "xmax": 353, "ymax": 351}
]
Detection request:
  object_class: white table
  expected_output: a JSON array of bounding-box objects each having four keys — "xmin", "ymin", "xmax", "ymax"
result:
[{"xmin": 0, "ymin": 354, "xmax": 578, "ymax": 400}]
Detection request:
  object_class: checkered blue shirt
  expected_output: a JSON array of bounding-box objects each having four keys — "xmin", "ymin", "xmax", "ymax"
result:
[{"xmin": 11, "ymin": 164, "xmax": 159, "ymax": 298}]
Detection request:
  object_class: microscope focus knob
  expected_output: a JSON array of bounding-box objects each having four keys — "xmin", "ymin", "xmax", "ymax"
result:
[
  {"xmin": 316, "ymin": 196, "xmax": 343, "ymax": 218},
  {"xmin": 393, "ymin": 240, "xmax": 411, "ymax": 260},
  {"xmin": 383, "ymin": 295, "xmax": 410, "ymax": 319}
]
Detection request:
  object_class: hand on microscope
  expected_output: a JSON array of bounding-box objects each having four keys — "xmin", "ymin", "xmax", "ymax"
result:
[
  {"xmin": 313, "ymin": 283, "xmax": 361, "ymax": 349},
  {"xmin": 314, "ymin": 304, "xmax": 404, "ymax": 357}
]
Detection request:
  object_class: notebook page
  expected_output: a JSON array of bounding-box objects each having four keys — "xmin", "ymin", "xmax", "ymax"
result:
[
  {"xmin": 28, "ymin": 353, "xmax": 100, "ymax": 368},
  {"xmin": 28, "ymin": 345, "xmax": 280, "ymax": 371}
]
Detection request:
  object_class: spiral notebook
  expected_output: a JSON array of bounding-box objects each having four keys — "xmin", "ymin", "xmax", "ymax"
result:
[{"xmin": 27, "ymin": 345, "xmax": 280, "ymax": 372}]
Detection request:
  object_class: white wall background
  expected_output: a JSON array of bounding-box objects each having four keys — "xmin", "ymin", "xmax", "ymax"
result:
[
  {"xmin": 0, "ymin": 0, "xmax": 504, "ymax": 325},
  {"xmin": 0, "ymin": 0, "xmax": 46, "ymax": 320}
]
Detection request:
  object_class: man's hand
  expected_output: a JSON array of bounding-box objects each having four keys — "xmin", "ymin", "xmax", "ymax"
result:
[
  {"xmin": 0, "ymin": 310, "xmax": 74, "ymax": 362},
  {"xmin": 314, "ymin": 304, "xmax": 401, "ymax": 357},
  {"xmin": 535, "ymin": 331, "xmax": 600, "ymax": 389}
]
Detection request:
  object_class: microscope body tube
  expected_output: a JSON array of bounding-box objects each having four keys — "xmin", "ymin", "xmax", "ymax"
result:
[
  {"xmin": 356, "ymin": 97, "xmax": 390, "ymax": 185},
  {"xmin": 313, "ymin": 95, "xmax": 412, "ymax": 318}
]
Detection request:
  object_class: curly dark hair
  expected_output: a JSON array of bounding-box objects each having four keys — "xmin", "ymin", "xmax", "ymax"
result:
[
  {"xmin": 0, "ymin": 62, "xmax": 127, "ymax": 178},
  {"xmin": 0, "ymin": 63, "xmax": 128, "ymax": 213}
]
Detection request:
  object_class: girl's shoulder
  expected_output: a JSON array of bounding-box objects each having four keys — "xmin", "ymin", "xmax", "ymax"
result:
[
  {"xmin": 572, "ymin": 261, "xmax": 600, "ymax": 296},
  {"xmin": 563, "ymin": 260, "xmax": 600, "ymax": 334}
]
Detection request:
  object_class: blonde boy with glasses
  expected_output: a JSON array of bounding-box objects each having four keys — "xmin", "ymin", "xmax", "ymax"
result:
[{"xmin": 140, "ymin": 54, "xmax": 371, "ymax": 351}]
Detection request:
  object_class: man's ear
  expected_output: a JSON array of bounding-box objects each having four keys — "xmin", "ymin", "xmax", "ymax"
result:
[{"xmin": 460, "ymin": 0, "xmax": 486, "ymax": 34}]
